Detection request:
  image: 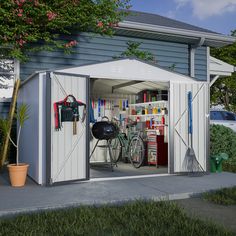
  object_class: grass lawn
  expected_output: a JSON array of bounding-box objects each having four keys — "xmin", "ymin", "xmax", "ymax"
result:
[
  {"xmin": 0, "ymin": 201, "xmax": 234, "ymax": 236},
  {"xmin": 203, "ymin": 187, "xmax": 236, "ymax": 205}
]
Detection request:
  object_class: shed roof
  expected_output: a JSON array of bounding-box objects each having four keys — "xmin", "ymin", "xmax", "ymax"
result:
[{"xmin": 56, "ymin": 58, "xmax": 198, "ymax": 83}]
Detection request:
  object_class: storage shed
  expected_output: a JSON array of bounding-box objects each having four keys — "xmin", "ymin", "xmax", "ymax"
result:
[{"xmin": 18, "ymin": 58, "xmax": 209, "ymax": 185}]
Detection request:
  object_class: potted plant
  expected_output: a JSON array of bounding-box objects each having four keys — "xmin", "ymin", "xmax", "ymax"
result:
[{"xmin": 0, "ymin": 104, "xmax": 30, "ymax": 187}]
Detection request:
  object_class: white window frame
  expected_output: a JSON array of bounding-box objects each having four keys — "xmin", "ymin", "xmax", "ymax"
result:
[{"xmin": 0, "ymin": 59, "xmax": 20, "ymax": 102}]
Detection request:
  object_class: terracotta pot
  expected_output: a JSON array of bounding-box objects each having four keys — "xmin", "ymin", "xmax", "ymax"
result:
[{"xmin": 7, "ymin": 163, "xmax": 29, "ymax": 187}]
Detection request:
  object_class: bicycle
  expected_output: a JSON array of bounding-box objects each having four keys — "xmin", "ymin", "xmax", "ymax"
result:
[{"xmin": 110, "ymin": 117, "xmax": 145, "ymax": 168}]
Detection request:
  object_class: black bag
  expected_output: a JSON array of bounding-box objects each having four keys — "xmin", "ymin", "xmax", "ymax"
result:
[{"xmin": 61, "ymin": 95, "xmax": 80, "ymax": 122}]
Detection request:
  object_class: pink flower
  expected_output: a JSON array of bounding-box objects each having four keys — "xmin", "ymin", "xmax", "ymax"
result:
[
  {"xmin": 17, "ymin": 39, "xmax": 26, "ymax": 47},
  {"xmin": 15, "ymin": 0, "xmax": 25, "ymax": 7},
  {"xmin": 47, "ymin": 11, "xmax": 57, "ymax": 21},
  {"xmin": 17, "ymin": 8, "xmax": 23, "ymax": 17},
  {"xmin": 97, "ymin": 21, "xmax": 103, "ymax": 28},
  {"xmin": 65, "ymin": 40, "xmax": 78, "ymax": 48},
  {"xmin": 34, "ymin": 0, "xmax": 39, "ymax": 6},
  {"xmin": 26, "ymin": 18, "xmax": 33, "ymax": 24}
]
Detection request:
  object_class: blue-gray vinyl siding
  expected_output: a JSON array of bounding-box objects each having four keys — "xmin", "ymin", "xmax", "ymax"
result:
[
  {"xmin": 20, "ymin": 32, "xmax": 207, "ymax": 81},
  {"xmin": 0, "ymin": 101, "xmax": 10, "ymax": 118},
  {"xmin": 195, "ymin": 47, "xmax": 207, "ymax": 81}
]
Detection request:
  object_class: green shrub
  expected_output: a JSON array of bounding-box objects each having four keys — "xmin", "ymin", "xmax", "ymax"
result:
[
  {"xmin": 210, "ymin": 124, "xmax": 236, "ymax": 158},
  {"xmin": 210, "ymin": 124, "xmax": 236, "ymax": 173}
]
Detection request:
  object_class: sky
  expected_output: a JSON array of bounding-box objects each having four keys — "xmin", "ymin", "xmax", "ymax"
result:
[{"xmin": 130, "ymin": 0, "xmax": 236, "ymax": 35}]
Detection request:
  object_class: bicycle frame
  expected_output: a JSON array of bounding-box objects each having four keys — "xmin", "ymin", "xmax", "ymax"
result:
[{"xmin": 117, "ymin": 126, "xmax": 142, "ymax": 157}]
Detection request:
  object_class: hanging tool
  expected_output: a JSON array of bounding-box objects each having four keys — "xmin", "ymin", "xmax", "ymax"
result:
[{"xmin": 98, "ymin": 98, "xmax": 101, "ymax": 117}]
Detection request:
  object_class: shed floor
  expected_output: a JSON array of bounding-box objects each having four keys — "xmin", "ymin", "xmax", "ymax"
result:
[{"xmin": 90, "ymin": 162, "xmax": 168, "ymax": 178}]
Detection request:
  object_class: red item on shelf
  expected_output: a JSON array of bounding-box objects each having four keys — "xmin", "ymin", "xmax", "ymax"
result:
[
  {"xmin": 131, "ymin": 109, "xmax": 137, "ymax": 115},
  {"xmin": 143, "ymin": 92, "xmax": 147, "ymax": 103},
  {"xmin": 161, "ymin": 116, "xmax": 165, "ymax": 124}
]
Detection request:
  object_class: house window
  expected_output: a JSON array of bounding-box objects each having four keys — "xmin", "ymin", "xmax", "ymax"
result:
[{"xmin": 0, "ymin": 59, "xmax": 19, "ymax": 100}]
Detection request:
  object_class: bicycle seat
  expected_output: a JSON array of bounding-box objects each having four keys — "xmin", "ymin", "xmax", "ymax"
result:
[{"xmin": 126, "ymin": 120, "xmax": 137, "ymax": 128}]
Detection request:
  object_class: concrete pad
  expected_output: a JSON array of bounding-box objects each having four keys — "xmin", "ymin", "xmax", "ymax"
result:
[{"xmin": 0, "ymin": 172, "xmax": 235, "ymax": 217}]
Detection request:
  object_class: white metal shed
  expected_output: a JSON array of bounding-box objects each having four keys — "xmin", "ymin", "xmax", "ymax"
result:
[{"xmin": 18, "ymin": 58, "xmax": 209, "ymax": 185}]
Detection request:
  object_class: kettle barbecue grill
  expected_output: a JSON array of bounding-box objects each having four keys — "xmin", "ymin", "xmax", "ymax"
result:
[
  {"xmin": 92, "ymin": 121, "xmax": 119, "ymax": 140},
  {"xmin": 90, "ymin": 121, "xmax": 119, "ymax": 171}
]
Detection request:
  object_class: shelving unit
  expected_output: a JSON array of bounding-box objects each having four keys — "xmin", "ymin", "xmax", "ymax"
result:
[
  {"xmin": 129, "ymin": 114, "xmax": 167, "ymax": 117},
  {"xmin": 128, "ymin": 101, "xmax": 168, "ymax": 120},
  {"xmin": 129, "ymin": 101, "xmax": 167, "ymax": 106}
]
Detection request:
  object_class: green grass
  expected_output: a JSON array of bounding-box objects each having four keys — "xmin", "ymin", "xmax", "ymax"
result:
[
  {"xmin": 203, "ymin": 187, "xmax": 236, "ymax": 205},
  {"xmin": 0, "ymin": 201, "xmax": 233, "ymax": 236}
]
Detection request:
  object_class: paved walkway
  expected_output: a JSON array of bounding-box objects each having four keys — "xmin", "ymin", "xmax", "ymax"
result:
[{"xmin": 0, "ymin": 172, "xmax": 235, "ymax": 217}]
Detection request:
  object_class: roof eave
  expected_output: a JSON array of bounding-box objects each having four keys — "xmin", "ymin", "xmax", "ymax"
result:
[{"xmin": 118, "ymin": 21, "xmax": 236, "ymax": 47}]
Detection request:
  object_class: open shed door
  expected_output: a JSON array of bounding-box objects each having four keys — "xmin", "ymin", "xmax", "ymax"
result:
[
  {"xmin": 169, "ymin": 82, "xmax": 209, "ymax": 173},
  {"xmin": 47, "ymin": 72, "xmax": 89, "ymax": 185}
]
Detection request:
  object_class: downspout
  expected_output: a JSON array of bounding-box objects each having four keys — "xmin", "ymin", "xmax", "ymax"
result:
[{"xmin": 189, "ymin": 37, "xmax": 205, "ymax": 77}]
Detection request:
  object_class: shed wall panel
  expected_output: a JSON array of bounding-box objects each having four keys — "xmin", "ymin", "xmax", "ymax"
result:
[
  {"xmin": 18, "ymin": 74, "xmax": 41, "ymax": 183},
  {"xmin": 170, "ymin": 82, "xmax": 208, "ymax": 173}
]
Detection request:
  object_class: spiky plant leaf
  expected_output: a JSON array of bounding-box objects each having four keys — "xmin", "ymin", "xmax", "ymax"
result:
[
  {"xmin": 0, "ymin": 118, "xmax": 10, "ymax": 136},
  {"xmin": 15, "ymin": 104, "xmax": 30, "ymax": 127}
]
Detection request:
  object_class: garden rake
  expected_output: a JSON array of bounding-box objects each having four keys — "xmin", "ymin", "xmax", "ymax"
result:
[{"xmin": 183, "ymin": 91, "xmax": 204, "ymax": 176}]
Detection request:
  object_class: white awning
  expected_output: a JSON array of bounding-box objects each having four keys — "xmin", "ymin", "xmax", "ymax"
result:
[{"xmin": 210, "ymin": 56, "xmax": 235, "ymax": 77}]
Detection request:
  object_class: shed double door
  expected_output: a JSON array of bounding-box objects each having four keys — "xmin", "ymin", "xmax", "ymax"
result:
[
  {"xmin": 169, "ymin": 82, "xmax": 209, "ymax": 173},
  {"xmin": 47, "ymin": 72, "xmax": 90, "ymax": 185}
]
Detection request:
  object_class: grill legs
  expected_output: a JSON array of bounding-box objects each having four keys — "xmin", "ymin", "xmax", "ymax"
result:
[{"xmin": 90, "ymin": 139, "xmax": 115, "ymax": 171}]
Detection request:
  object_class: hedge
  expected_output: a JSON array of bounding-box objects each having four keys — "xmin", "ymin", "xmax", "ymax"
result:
[{"xmin": 210, "ymin": 124, "xmax": 236, "ymax": 173}]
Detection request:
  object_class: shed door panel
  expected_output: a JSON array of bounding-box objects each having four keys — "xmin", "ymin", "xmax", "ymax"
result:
[
  {"xmin": 170, "ymin": 82, "xmax": 209, "ymax": 173},
  {"xmin": 50, "ymin": 72, "xmax": 89, "ymax": 184}
]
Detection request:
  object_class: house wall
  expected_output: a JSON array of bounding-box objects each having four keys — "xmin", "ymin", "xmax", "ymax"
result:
[
  {"xmin": 20, "ymin": 33, "xmax": 207, "ymax": 81},
  {"xmin": 195, "ymin": 47, "xmax": 207, "ymax": 81},
  {"xmin": 0, "ymin": 101, "xmax": 11, "ymax": 118}
]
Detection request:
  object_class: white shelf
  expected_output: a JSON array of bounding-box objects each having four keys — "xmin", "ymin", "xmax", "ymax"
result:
[
  {"xmin": 129, "ymin": 114, "xmax": 166, "ymax": 117},
  {"xmin": 129, "ymin": 101, "xmax": 168, "ymax": 106}
]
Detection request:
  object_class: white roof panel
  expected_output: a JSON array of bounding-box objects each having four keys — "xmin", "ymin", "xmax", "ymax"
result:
[{"xmin": 57, "ymin": 58, "xmax": 197, "ymax": 83}]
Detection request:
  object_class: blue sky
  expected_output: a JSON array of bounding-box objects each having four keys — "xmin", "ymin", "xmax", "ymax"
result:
[{"xmin": 130, "ymin": 0, "xmax": 236, "ymax": 35}]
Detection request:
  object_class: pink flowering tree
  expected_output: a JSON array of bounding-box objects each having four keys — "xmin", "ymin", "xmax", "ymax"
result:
[{"xmin": 0, "ymin": 0, "xmax": 131, "ymax": 61}]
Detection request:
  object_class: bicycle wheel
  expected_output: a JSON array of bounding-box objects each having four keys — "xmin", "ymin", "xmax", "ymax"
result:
[
  {"xmin": 110, "ymin": 137, "xmax": 122, "ymax": 163},
  {"xmin": 129, "ymin": 135, "xmax": 145, "ymax": 168}
]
